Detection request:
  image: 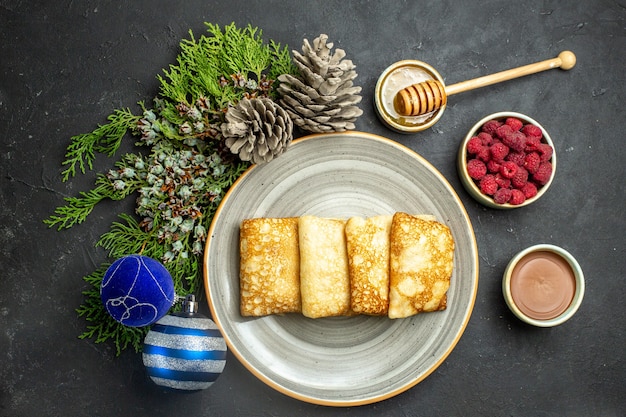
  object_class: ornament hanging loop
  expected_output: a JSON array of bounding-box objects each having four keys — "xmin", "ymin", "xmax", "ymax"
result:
[{"xmin": 176, "ymin": 294, "xmax": 199, "ymax": 315}]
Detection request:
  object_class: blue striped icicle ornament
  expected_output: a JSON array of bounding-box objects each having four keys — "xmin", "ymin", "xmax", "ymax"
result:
[{"xmin": 142, "ymin": 295, "xmax": 227, "ymax": 391}]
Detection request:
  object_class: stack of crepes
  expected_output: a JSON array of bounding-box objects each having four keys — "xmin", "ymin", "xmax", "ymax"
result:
[{"xmin": 238, "ymin": 212, "xmax": 455, "ymax": 319}]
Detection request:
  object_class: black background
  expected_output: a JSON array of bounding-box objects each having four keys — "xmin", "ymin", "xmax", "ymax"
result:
[{"xmin": 1, "ymin": 1, "xmax": 624, "ymax": 416}]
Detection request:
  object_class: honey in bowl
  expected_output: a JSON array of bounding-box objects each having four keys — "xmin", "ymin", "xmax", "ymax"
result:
[{"xmin": 374, "ymin": 60, "xmax": 446, "ymax": 133}]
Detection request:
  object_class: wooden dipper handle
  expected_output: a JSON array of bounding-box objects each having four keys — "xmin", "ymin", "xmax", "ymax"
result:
[{"xmin": 394, "ymin": 51, "xmax": 576, "ymax": 117}]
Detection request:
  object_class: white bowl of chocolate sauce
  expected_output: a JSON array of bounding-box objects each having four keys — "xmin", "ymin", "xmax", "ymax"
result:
[{"xmin": 502, "ymin": 244, "xmax": 584, "ymax": 327}]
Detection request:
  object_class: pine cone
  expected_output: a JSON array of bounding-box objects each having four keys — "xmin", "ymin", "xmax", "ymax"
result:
[
  {"xmin": 221, "ymin": 97, "xmax": 293, "ymax": 164},
  {"xmin": 277, "ymin": 34, "xmax": 363, "ymax": 133}
]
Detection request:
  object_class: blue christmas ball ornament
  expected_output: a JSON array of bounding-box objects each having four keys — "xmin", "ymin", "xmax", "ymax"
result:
[
  {"xmin": 100, "ymin": 254, "xmax": 175, "ymax": 327},
  {"xmin": 142, "ymin": 295, "xmax": 227, "ymax": 391}
]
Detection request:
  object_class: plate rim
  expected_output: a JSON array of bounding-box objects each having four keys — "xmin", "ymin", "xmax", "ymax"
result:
[{"xmin": 203, "ymin": 130, "xmax": 479, "ymax": 406}]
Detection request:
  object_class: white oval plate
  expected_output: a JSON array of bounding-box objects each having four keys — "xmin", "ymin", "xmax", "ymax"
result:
[{"xmin": 204, "ymin": 131, "xmax": 478, "ymax": 406}]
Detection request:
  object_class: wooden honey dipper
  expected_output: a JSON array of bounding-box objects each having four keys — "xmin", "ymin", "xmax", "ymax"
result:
[{"xmin": 394, "ymin": 51, "xmax": 576, "ymax": 117}]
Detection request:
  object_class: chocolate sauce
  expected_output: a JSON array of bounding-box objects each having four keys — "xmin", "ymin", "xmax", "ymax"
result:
[{"xmin": 510, "ymin": 250, "xmax": 576, "ymax": 320}]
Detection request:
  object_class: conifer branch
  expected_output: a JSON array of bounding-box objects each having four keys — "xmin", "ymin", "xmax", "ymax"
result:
[
  {"xmin": 49, "ymin": 22, "xmax": 298, "ymax": 354},
  {"xmin": 61, "ymin": 108, "xmax": 140, "ymax": 181}
]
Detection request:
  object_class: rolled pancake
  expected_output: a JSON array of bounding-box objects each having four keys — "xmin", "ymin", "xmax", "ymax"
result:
[
  {"xmin": 298, "ymin": 216, "xmax": 351, "ymax": 318},
  {"xmin": 239, "ymin": 217, "xmax": 301, "ymax": 316},
  {"xmin": 345, "ymin": 215, "xmax": 393, "ymax": 315},
  {"xmin": 388, "ymin": 212, "xmax": 454, "ymax": 319},
  {"xmin": 346, "ymin": 214, "xmax": 437, "ymax": 315}
]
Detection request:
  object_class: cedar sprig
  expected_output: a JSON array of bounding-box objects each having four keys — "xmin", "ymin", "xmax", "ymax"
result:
[
  {"xmin": 158, "ymin": 22, "xmax": 296, "ymax": 110},
  {"xmin": 61, "ymin": 109, "xmax": 141, "ymax": 181},
  {"xmin": 44, "ymin": 153, "xmax": 145, "ymax": 230},
  {"xmin": 47, "ymin": 22, "xmax": 298, "ymax": 354}
]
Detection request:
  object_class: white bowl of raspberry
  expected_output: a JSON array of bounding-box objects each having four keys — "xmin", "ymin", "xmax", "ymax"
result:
[{"xmin": 457, "ymin": 112, "xmax": 556, "ymax": 209}]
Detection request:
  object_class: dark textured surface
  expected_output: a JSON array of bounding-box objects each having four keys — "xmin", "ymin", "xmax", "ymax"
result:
[{"xmin": 1, "ymin": 1, "xmax": 624, "ymax": 416}]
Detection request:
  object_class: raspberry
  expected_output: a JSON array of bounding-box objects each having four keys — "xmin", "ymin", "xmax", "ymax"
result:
[
  {"xmin": 495, "ymin": 173, "xmax": 511, "ymax": 189},
  {"xmin": 533, "ymin": 161, "xmax": 553, "ymax": 185},
  {"xmin": 493, "ymin": 187, "xmax": 513, "ymax": 204},
  {"xmin": 472, "ymin": 119, "xmax": 551, "ymax": 205},
  {"xmin": 481, "ymin": 120, "xmax": 501, "ymax": 135},
  {"xmin": 479, "ymin": 174, "xmax": 498, "ymax": 195},
  {"xmin": 478, "ymin": 132, "xmax": 495, "ymax": 146},
  {"xmin": 487, "ymin": 159, "xmax": 502, "ymax": 173},
  {"xmin": 524, "ymin": 135, "xmax": 542, "ymax": 152},
  {"xmin": 506, "ymin": 151, "xmax": 526, "ymax": 167},
  {"xmin": 510, "ymin": 189, "xmax": 526, "ymax": 205},
  {"xmin": 521, "ymin": 182, "xmax": 538, "ymax": 199},
  {"xmin": 476, "ymin": 146, "xmax": 491, "ymax": 162},
  {"xmin": 502, "ymin": 131, "xmax": 526, "ymax": 152},
  {"xmin": 500, "ymin": 161, "xmax": 518, "ymax": 179},
  {"xmin": 505, "ymin": 117, "xmax": 523, "ymax": 132},
  {"xmin": 495, "ymin": 124, "xmax": 514, "ymax": 140},
  {"xmin": 490, "ymin": 142, "xmax": 509, "ymax": 161},
  {"xmin": 537, "ymin": 143, "xmax": 554, "ymax": 162},
  {"xmin": 523, "ymin": 152, "xmax": 541, "ymax": 174},
  {"xmin": 466, "ymin": 159, "xmax": 487, "ymax": 180},
  {"xmin": 467, "ymin": 136, "xmax": 483, "ymax": 154},
  {"xmin": 521, "ymin": 124, "xmax": 543, "ymax": 139},
  {"xmin": 511, "ymin": 166, "xmax": 529, "ymax": 189}
]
